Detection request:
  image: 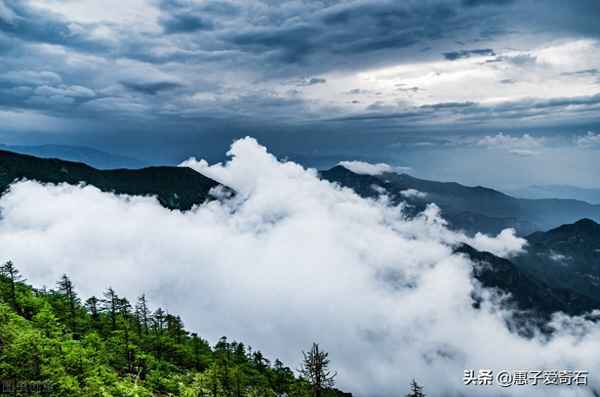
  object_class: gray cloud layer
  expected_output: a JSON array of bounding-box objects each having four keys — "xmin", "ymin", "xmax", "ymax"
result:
[{"xmin": 0, "ymin": 0, "xmax": 599, "ymax": 187}]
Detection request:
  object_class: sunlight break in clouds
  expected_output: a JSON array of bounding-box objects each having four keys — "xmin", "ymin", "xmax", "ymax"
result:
[{"xmin": 0, "ymin": 138, "xmax": 598, "ymax": 397}]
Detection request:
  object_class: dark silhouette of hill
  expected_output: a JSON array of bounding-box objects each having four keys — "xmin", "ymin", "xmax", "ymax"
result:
[
  {"xmin": 456, "ymin": 244, "xmax": 600, "ymax": 320},
  {"xmin": 512, "ymin": 218, "xmax": 600, "ymax": 302},
  {"xmin": 0, "ymin": 149, "xmax": 229, "ymax": 210}
]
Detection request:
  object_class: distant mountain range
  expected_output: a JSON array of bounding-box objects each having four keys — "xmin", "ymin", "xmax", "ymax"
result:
[
  {"xmin": 507, "ymin": 184, "xmax": 600, "ymax": 205},
  {"xmin": 0, "ymin": 150, "xmax": 228, "ymax": 210},
  {"xmin": 456, "ymin": 218, "xmax": 600, "ymax": 324},
  {"xmin": 320, "ymin": 165, "xmax": 600, "ymax": 235},
  {"xmin": 0, "ymin": 144, "xmax": 146, "ymax": 169},
  {"xmin": 456, "ymin": 243, "xmax": 600, "ymax": 322},
  {"xmin": 0, "ymin": 150, "xmax": 598, "ymax": 323},
  {"xmin": 512, "ymin": 218, "xmax": 600, "ymax": 303}
]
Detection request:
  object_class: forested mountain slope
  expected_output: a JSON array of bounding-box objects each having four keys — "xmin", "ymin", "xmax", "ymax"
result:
[{"xmin": 0, "ymin": 262, "xmax": 351, "ymax": 397}]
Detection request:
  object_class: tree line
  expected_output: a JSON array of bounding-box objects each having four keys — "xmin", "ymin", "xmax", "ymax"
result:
[{"xmin": 0, "ymin": 260, "xmax": 426, "ymax": 396}]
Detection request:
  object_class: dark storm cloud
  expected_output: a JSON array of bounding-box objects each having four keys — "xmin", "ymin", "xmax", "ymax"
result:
[
  {"xmin": 326, "ymin": 93, "xmax": 600, "ymax": 125},
  {"xmin": 227, "ymin": 24, "xmax": 317, "ymax": 63},
  {"xmin": 462, "ymin": 0, "xmax": 514, "ymax": 7},
  {"xmin": 420, "ymin": 101, "xmax": 477, "ymax": 109},
  {"xmin": 161, "ymin": 14, "xmax": 215, "ymax": 33},
  {"xmin": 220, "ymin": 1, "xmax": 469, "ymax": 70},
  {"xmin": 120, "ymin": 81, "xmax": 182, "ymax": 95},
  {"xmin": 1, "ymin": 0, "xmax": 600, "ymax": 167},
  {"xmin": 443, "ymin": 48, "xmax": 495, "ymax": 60}
]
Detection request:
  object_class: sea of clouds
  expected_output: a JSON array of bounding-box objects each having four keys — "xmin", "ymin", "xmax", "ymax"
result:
[{"xmin": 0, "ymin": 137, "xmax": 598, "ymax": 397}]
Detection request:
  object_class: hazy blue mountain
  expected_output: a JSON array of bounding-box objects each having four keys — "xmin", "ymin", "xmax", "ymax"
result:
[
  {"xmin": 0, "ymin": 149, "xmax": 230, "ymax": 210},
  {"xmin": 507, "ymin": 184, "xmax": 600, "ymax": 205},
  {"xmin": 320, "ymin": 165, "xmax": 600, "ymax": 235},
  {"xmin": 0, "ymin": 144, "xmax": 146, "ymax": 169},
  {"xmin": 456, "ymin": 244, "xmax": 600, "ymax": 322},
  {"xmin": 512, "ymin": 219, "xmax": 600, "ymax": 302}
]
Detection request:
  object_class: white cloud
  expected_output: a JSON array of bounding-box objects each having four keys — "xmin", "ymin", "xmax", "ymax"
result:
[
  {"xmin": 0, "ymin": 138, "xmax": 598, "ymax": 397},
  {"xmin": 400, "ymin": 189, "xmax": 427, "ymax": 199},
  {"xmin": 338, "ymin": 161, "xmax": 411, "ymax": 176},
  {"xmin": 576, "ymin": 131, "xmax": 600, "ymax": 149},
  {"xmin": 29, "ymin": 0, "xmax": 161, "ymax": 31},
  {"xmin": 477, "ymin": 133, "xmax": 545, "ymax": 156},
  {"xmin": 468, "ymin": 229, "xmax": 527, "ymax": 259}
]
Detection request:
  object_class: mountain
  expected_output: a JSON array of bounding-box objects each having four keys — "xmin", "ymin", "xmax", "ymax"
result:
[
  {"xmin": 0, "ymin": 150, "xmax": 229, "ymax": 210},
  {"xmin": 0, "ymin": 144, "xmax": 146, "ymax": 169},
  {"xmin": 512, "ymin": 219, "xmax": 600, "ymax": 302},
  {"xmin": 455, "ymin": 244, "xmax": 600, "ymax": 321},
  {"xmin": 507, "ymin": 184, "xmax": 600, "ymax": 205},
  {"xmin": 320, "ymin": 165, "xmax": 600, "ymax": 235}
]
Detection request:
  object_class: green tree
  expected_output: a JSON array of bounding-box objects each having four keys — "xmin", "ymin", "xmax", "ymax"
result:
[
  {"xmin": 57, "ymin": 274, "xmax": 80, "ymax": 335},
  {"xmin": 0, "ymin": 265, "xmax": 352, "ymax": 397},
  {"xmin": 0, "ymin": 261, "xmax": 23, "ymax": 311},
  {"xmin": 135, "ymin": 294, "xmax": 150, "ymax": 337},
  {"xmin": 271, "ymin": 359, "xmax": 294, "ymax": 395},
  {"xmin": 299, "ymin": 343, "xmax": 336, "ymax": 397},
  {"xmin": 85, "ymin": 296, "xmax": 100, "ymax": 329},
  {"xmin": 102, "ymin": 287, "xmax": 119, "ymax": 331}
]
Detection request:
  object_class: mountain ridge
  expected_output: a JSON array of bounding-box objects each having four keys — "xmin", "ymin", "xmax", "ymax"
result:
[
  {"xmin": 321, "ymin": 165, "xmax": 600, "ymax": 235},
  {"xmin": 0, "ymin": 149, "xmax": 229, "ymax": 210},
  {"xmin": 512, "ymin": 218, "xmax": 600, "ymax": 302},
  {"xmin": 0, "ymin": 143, "xmax": 146, "ymax": 169}
]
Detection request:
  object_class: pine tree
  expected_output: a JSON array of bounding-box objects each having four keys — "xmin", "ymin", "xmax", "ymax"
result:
[
  {"xmin": 166, "ymin": 314, "xmax": 187, "ymax": 343},
  {"xmin": 0, "ymin": 260, "xmax": 23, "ymax": 311},
  {"xmin": 57, "ymin": 274, "xmax": 80, "ymax": 335},
  {"xmin": 252, "ymin": 350, "xmax": 270, "ymax": 372},
  {"xmin": 118, "ymin": 297, "xmax": 133, "ymax": 373},
  {"xmin": 405, "ymin": 379, "xmax": 425, "ymax": 397},
  {"xmin": 85, "ymin": 296, "xmax": 100, "ymax": 328},
  {"xmin": 190, "ymin": 333, "xmax": 208, "ymax": 371},
  {"xmin": 272, "ymin": 359, "xmax": 294, "ymax": 395},
  {"xmin": 214, "ymin": 336, "xmax": 232, "ymax": 395},
  {"xmin": 299, "ymin": 343, "xmax": 337, "ymax": 397},
  {"xmin": 135, "ymin": 294, "xmax": 150, "ymax": 336},
  {"xmin": 152, "ymin": 308, "xmax": 166, "ymax": 360},
  {"xmin": 102, "ymin": 287, "xmax": 119, "ymax": 331}
]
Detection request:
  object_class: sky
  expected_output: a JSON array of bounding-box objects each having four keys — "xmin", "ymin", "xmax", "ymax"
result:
[{"xmin": 1, "ymin": 0, "xmax": 600, "ymax": 188}]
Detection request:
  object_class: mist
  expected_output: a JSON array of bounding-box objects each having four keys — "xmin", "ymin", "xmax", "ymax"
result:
[{"xmin": 0, "ymin": 138, "xmax": 597, "ymax": 396}]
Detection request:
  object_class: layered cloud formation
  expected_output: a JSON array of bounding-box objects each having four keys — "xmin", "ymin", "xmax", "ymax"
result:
[
  {"xmin": 1, "ymin": 1, "xmax": 600, "ymax": 166},
  {"xmin": 0, "ymin": 138, "xmax": 599, "ymax": 396}
]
